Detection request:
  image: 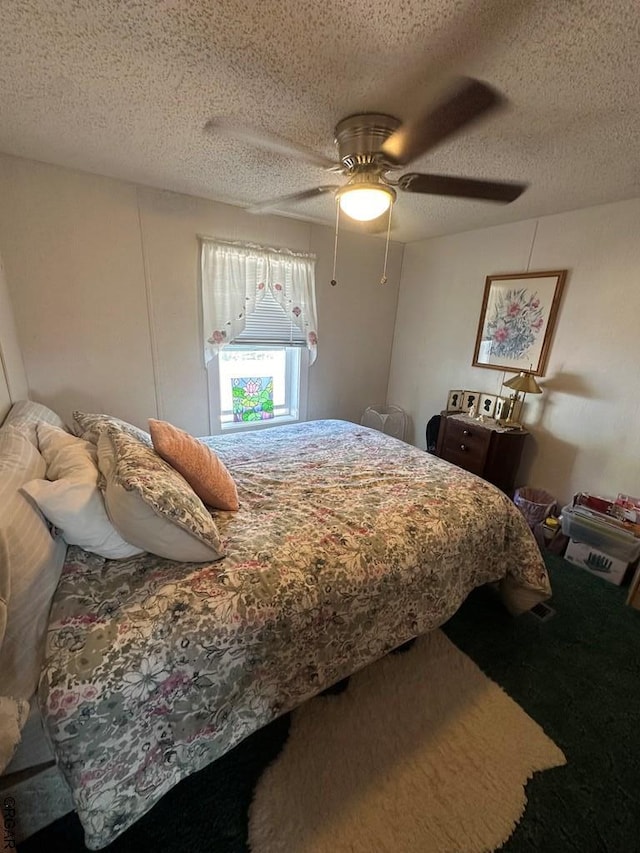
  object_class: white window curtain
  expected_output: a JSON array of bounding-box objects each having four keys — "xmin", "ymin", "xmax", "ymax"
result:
[{"xmin": 201, "ymin": 238, "xmax": 318, "ymax": 365}]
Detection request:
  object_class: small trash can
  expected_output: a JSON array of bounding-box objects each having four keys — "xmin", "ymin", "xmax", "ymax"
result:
[
  {"xmin": 513, "ymin": 487, "xmax": 557, "ymax": 530},
  {"xmin": 361, "ymin": 406, "xmax": 408, "ymax": 441}
]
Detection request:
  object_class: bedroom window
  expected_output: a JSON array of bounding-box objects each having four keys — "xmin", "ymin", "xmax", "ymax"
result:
[
  {"xmin": 215, "ymin": 345, "xmax": 306, "ymax": 429},
  {"xmin": 201, "ymin": 238, "xmax": 317, "ymax": 433}
]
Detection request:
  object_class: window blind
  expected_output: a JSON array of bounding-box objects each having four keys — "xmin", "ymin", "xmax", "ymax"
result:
[{"xmin": 232, "ymin": 288, "xmax": 306, "ymax": 346}]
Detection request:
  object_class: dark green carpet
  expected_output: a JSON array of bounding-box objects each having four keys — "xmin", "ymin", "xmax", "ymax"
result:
[
  {"xmin": 20, "ymin": 555, "xmax": 640, "ymax": 853},
  {"xmin": 445, "ymin": 554, "xmax": 640, "ymax": 853}
]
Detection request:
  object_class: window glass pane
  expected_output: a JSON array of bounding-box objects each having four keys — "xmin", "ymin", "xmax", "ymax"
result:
[{"xmin": 210, "ymin": 345, "xmax": 305, "ymax": 432}]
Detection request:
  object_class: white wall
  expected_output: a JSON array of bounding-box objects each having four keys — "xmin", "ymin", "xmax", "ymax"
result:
[
  {"xmin": 0, "ymin": 250, "xmax": 28, "ymax": 420},
  {"xmin": 307, "ymin": 222, "xmax": 402, "ymax": 424},
  {"xmin": 0, "ymin": 158, "xmax": 157, "ymax": 427},
  {"xmin": 3, "ymin": 151, "xmax": 638, "ymax": 510},
  {"xmin": 0, "ymin": 155, "xmax": 402, "ymax": 434},
  {"xmin": 387, "ymin": 198, "xmax": 640, "ymax": 507}
]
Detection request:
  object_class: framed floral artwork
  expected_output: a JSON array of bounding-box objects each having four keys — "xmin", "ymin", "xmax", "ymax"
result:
[{"xmin": 472, "ymin": 270, "xmax": 567, "ymax": 375}]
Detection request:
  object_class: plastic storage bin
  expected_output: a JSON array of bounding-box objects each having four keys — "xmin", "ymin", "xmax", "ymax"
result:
[
  {"xmin": 560, "ymin": 504, "xmax": 640, "ymax": 563},
  {"xmin": 561, "ymin": 503, "xmax": 640, "ymax": 585}
]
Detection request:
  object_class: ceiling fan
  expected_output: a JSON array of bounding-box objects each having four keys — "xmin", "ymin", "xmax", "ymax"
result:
[{"xmin": 205, "ymin": 78, "xmax": 527, "ymax": 224}]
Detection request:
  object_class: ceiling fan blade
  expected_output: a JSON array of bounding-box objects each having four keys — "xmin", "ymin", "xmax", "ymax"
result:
[
  {"xmin": 247, "ymin": 186, "xmax": 339, "ymax": 214},
  {"xmin": 205, "ymin": 118, "xmax": 340, "ymax": 170},
  {"xmin": 398, "ymin": 172, "xmax": 526, "ymax": 203},
  {"xmin": 381, "ymin": 78, "xmax": 504, "ymax": 166}
]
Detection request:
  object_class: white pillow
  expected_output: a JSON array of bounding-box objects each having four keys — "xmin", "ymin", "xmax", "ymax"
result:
[
  {"xmin": 21, "ymin": 479, "xmax": 143, "ymax": 560},
  {"xmin": 31, "ymin": 423, "xmax": 141, "ymax": 559},
  {"xmin": 37, "ymin": 423, "xmax": 98, "ymax": 483}
]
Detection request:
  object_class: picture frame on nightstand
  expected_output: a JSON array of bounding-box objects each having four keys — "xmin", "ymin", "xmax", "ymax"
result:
[
  {"xmin": 446, "ymin": 389, "xmax": 464, "ymax": 411},
  {"xmin": 494, "ymin": 396, "xmax": 509, "ymax": 420},
  {"xmin": 478, "ymin": 393, "xmax": 497, "ymax": 418},
  {"xmin": 495, "ymin": 396, "xmax": 522, "ymax": 422},
  {"xmin": 462, "ymin": 391, "xmax": 481, "ymax": 413}
]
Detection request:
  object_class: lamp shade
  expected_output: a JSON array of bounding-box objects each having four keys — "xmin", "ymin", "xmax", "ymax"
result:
[{"xmin": 503, "ymin": 371, "xmax": 542, "ymax": 394}]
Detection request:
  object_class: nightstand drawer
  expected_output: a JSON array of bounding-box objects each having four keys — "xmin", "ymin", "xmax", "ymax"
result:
[
  {"xmin": 442, "ymin": 444, "xmax": 487, "ymax": 475},
  {"xmin": 440, "ymin": 419, "xmax": 491, "ymax": 474},
  {"xmin": 435, "ymin": 413, "xmax": 528, "ymax": 494}
]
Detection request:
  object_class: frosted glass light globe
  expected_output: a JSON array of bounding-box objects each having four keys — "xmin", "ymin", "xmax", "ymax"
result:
[{"xmin": 338, "ymin": 185, "xmax": 394, "ymax": 221}]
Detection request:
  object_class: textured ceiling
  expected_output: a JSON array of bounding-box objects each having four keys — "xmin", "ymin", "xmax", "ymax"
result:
[{"xmin": 0, "ymin": 0, "xmax": 639, "ymax": 243}]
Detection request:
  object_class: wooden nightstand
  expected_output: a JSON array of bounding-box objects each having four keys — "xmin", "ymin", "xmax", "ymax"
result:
[{"xmin": 436, "ymin": 412, "xmax": 528, "ymax": 495}]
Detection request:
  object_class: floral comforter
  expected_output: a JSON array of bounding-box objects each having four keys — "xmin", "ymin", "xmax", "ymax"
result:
[{"xmin": 40, "ymin": 420, "xmax": 550, "ymax": 849}]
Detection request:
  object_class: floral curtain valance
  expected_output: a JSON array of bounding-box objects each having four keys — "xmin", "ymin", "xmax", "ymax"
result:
[{"xmin": 201, "ymin": 238, "xmax": 318, "ymax": 364}]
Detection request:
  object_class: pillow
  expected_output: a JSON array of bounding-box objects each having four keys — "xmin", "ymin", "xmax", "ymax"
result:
[
  {"xmin": 149, "ymin": 418, "xmax": 239, "ymax": 511},
  {"xmin": 37, "ymin": 423, "xmax": 98, "ymax": 484},
  {"xmin": 3, "ymin": 400, "xmax": 68, "ymax": 446},
  {"xmin": 73, "ymin": 410, "xmax": 151, "ymax": 447},
  {"xmin": 21, "ymin": 479, "xmax": 144, "ymax": 560},
  {"xmin": 0, "ymin": 425, "xmax": 66, "ymax": 700},
  {"xmin": 29, "ymin": 424, "xmax": 142, "ymax": 559},
  {"xmin": 97, "ymin": 430, "xmax": 225, "ymax": 563}
]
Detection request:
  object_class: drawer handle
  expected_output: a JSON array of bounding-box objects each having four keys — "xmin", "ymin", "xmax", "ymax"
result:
[
  {"xmin": 462, "ymin": 429, "xmax": 470, "ymax": 436},
  {"xmin": 460, "ymin": 444, "xmax": 467, "ymax": 451}
]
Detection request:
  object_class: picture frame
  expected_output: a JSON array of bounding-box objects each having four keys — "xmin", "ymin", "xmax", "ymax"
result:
[
  {"xmin": 462, "ymin": 391, "xmax": 481, "ymax": 413},
  {"xmin": 446, "ymin": 389, "xmax": 463, "ymax": 411},
  {"xmin": 472, "ymin": 270, "xmax": 567, "ymax": 376},
  {"xmin": 494, "ymin": 396, "xmax": 509, "ymax": 421},
  {"xmin": 478, "ymin": 393, "xmax": 497, "ymax": 418},
  {"xmin": 494, "ymin": 396, "xmax": 522, "ymax": 422}
]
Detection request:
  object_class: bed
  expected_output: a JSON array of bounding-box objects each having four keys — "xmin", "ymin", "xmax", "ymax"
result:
[{"xmin": 0, "ymin": 405, "xmax": 550, "ymax": 849}]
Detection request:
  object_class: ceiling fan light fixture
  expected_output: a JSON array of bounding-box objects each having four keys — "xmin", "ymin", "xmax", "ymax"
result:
[{"xmin": 337, "ymin": 182, "xmax": 396, "ymax": 221}]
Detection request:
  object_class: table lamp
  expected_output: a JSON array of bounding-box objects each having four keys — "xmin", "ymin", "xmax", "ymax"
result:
[{"xmin": 502, "ymin": 371, "xmax": 542, "ymax": 427}]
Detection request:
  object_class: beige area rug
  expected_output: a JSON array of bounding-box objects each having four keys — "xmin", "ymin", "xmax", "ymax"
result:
[{"xmin": 249, "ymin": 630, "xmax": 566, "ymax": 853}]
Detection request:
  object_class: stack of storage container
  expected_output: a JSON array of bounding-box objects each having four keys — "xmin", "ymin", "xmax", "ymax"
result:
[{"xmin": 561, "ymin": 493, "xmax": 640, "ymax": 585}]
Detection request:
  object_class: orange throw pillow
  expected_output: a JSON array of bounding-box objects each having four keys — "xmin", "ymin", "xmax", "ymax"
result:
[{"xmin": 148, "ymin": 419, "xmax": 239, "ymax": 511}]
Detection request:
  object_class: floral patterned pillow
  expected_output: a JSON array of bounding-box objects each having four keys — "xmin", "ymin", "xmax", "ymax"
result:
[
  {"xmin": 73, "ymin": 411, "xmax": 151, "ymax": 447},
  {"xmin": 97, "ymin": 428, "xmax": 225, "ymax": 563}
]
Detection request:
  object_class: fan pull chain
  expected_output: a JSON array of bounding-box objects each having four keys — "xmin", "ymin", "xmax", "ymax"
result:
[
  {"xmin": 330, "ymin": 200, "xmax": 340, "ymax": 286},
  {"xmin": 380, "ymin": 202, "xmax": 393, "ymax": 285}
]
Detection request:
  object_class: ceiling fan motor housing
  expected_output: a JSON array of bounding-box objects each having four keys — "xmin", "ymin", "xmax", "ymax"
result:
[{"xmin": 334, "ymin": 113, "xmax": 400, "ymax": 172}]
